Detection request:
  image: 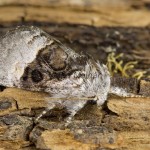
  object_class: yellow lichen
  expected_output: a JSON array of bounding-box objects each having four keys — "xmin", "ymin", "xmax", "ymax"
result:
[
  {"xmin": 106, "ymin": 52, "xmax": 148, "ymax": 79},
  {"xmin": 132, "ymin": 71, "xmax": 147, "ymax": 80}
]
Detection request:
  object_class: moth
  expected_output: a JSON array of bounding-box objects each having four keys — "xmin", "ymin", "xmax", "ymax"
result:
[{"xmin": 0, "ymin": 26, "xmax": 142, "ymax": 123}]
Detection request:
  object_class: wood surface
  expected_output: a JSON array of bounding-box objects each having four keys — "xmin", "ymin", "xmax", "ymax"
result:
[
  {"xmin": 0, "ymin": 0, "xmax": 150, "ymax": 26},
  {"xmin": 0, "ymin": 0, "xmax": 150, "ymax": 150}
]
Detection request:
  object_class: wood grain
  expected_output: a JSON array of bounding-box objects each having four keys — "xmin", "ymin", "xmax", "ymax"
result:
[{"xmin": 0, "ymin": 1, "xmax": 150, "ymax": 149}]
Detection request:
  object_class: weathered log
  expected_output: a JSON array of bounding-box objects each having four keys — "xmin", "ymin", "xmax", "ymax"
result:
[
  {"xmin": 0, "ymin": 1, "xmax": 150, "ymax": 149},
  {"xmin": 0, "ymin": 78, "xmax": 150, "ymax": 150},
  {"xmin": 0, "ymin": 0, "xmax": 150, "ymax": 26}
]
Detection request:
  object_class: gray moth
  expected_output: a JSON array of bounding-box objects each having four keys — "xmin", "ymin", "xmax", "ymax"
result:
[{"xmin": 0, "ymin": 26, "xmax": 139, "ymax": 123}]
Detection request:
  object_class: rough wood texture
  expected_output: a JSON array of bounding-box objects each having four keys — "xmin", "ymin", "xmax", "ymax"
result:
[
  {"xmin": 0, "ymin": 78, "xmax": 150, "ymax": 150},
  {"xmin": 0, "ymin": 0, "xmax": 150, "ymax": 26},
  {"xmin": 0, "ymin": 0, "xmax": 150, "ymax": 150}
]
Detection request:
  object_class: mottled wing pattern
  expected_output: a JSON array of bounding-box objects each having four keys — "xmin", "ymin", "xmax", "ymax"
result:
[
  {"xmin": 19, "ymin": 34, "xmax": 89, "ymax": 95},
  {"xmin": 0, "ymin": 26, "xmax": 111, "ymax": 123}
]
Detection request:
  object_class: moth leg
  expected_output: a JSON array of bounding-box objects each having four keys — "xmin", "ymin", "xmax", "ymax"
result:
[
  {"xmin": 65, "ymin": 110, "xmax": 77, "ymax": 126},
  {"xmin": 35, "ymin": 103, "xmax": 55, "ymax": 123},
  {"xmin": 64, "ymin": 100, "xmax": 87, "ymax": 126}
]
